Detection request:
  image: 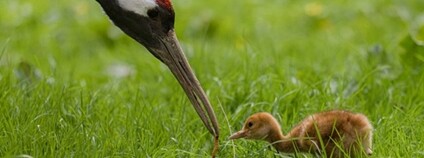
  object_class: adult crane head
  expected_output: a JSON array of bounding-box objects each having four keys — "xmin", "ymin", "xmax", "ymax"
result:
[
  {"xmin": 95, "ymin": 0, "xmax": 219, "ymax": 154},
  {"xmin": 97, "ymin": 0, "xmax": 176, "ymax": 61}
]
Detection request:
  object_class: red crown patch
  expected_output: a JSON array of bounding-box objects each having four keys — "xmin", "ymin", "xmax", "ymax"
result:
[{"xmin": 156, "ymin": 0, "xmax": 173, "ymax": 11}]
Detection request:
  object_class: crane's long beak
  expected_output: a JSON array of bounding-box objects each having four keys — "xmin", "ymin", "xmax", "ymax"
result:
[{"xmin": 148, "ymin": 30, "xmax": 219, "ymax": 138}]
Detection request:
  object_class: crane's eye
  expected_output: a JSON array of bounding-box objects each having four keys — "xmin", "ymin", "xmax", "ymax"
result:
[
  {"xmin": 147, "ymin": 9, "xmax": 159, "ymax": 19},
  {"xmin": 247, "ymin": 122, "xmax": 253, "ymax": 128}
]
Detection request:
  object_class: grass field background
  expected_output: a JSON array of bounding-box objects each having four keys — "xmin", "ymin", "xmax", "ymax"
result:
[{"xmin": 1, "ymin": 0, "xmax": 424, "ymax": 157}]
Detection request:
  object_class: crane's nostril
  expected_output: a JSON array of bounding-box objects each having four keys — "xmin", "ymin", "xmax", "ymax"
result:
[{"xmin": 147, "ymin": 9, "xmax": 159, "ymax": 19}]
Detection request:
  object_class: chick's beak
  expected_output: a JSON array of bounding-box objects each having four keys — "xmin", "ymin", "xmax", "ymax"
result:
[{"xmin": 229, "ymin": 130, "xmax": 248, "ymax": 140}]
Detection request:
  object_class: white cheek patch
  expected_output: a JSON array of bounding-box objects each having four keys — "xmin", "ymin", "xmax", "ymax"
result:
[{"xmin": 117, "ymin": 0, "xmax": 158, "ymax": 17}]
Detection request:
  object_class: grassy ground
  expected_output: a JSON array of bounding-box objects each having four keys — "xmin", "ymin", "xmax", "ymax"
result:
[{"xmin": 1, "ymin": 0, "xmax": 424, "ymax": 157}]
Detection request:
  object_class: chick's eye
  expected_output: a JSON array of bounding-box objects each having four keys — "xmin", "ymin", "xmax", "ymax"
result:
[
  {"xmin": 248, "ymin": 122, "xmax": 253, "ymax": 128},
  {"xmin": 147, "ymin": 9, "xmax": 159, "ymax": 19}
]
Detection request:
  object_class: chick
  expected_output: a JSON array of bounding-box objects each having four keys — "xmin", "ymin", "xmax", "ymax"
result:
[{"xmin": 229, "ymin": 110, "xmax": 373, "ymax": 157}]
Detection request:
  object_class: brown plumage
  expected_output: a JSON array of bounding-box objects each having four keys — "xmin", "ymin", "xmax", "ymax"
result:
[{"xmin": 229, "ymin": 110, "xmax": 373, "ymax": 157}]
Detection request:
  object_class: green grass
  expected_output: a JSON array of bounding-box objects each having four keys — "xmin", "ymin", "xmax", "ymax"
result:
[{"xmin": 1, "ymin": 0, "xmax": 424, "ymax": 157}]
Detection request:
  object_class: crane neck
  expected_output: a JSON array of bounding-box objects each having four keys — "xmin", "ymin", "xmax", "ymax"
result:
[{"xmin": 265, "ymin": 129, "xmax": 301, "ymax": 153}]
